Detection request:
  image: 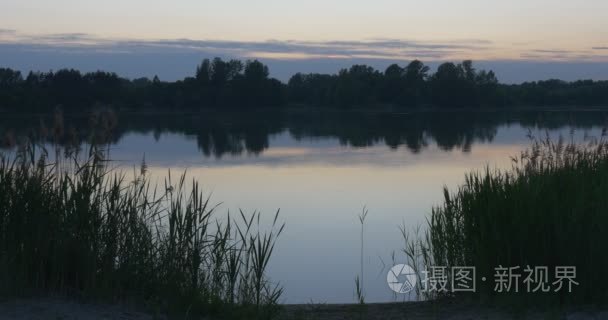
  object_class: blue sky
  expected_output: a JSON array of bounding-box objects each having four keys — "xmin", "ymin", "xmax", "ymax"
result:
[{"xmin": 1, "ymin": 0, "xmax": 608, "ymax": 82}]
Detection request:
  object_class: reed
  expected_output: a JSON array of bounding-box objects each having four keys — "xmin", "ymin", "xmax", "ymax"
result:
[
  {"xmin": 354, "ymin": 207, "xmax": 368, "ymax": 305},
  {"xmin": 406, "ymin": 137, "xmax": 608, "ymax": 304},
  {"xmin": 0, "ymin": 142, "xmax": 284, "ymax": 319}
]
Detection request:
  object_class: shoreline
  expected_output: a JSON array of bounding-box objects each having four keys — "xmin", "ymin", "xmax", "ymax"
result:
[
  {"xmin": 3, "ymin": 105, "xmax": 608, "ymax": 117},
  {"xmin": 2, "ymin": 298, "xmax": 607, "ymax": 320}
]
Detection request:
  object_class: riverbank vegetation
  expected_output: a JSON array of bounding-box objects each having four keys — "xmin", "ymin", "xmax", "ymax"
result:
[
  {"xmin": 1, "ymin": 59, "xmax": 608, "ymax": 110},
  {"xmin": 0, "ymin": 142, "xmax": 284, "ymax": 319},
  {"xmin": 404, "ymin": 137, "xmax": 608, "ymax": 305}
]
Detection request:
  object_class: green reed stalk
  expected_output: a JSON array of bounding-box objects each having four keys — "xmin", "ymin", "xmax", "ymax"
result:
[
  {"xmin": 405, "ymin": 137, "xmax": 608, "ymax": 305},
  {"xmin": 0, "ymin": 142, "xmax": 284, "ymax": 319}
]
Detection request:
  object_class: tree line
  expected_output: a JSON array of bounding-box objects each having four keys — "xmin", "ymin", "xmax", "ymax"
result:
[{"xmin": 1, "ymin": 58, "xmax": 607, "ymax": 110}]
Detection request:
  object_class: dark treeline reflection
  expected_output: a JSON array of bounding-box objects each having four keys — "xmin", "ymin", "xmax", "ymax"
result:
[
  {"xmin": 1, "ymin": 110, "xmax": 607, "ymax": 157},
  {"xmin": 1, "ymin": 59, "xmax": 608, "ymax": 110}
]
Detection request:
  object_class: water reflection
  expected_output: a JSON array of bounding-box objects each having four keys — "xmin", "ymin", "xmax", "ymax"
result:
[
  {"xmin": 1, "ymin": 110, "xmax": 607, "ymax": 157},
  {"xmin": 1, "ymin": 109, "xmax": 607, "ymax": 303}
]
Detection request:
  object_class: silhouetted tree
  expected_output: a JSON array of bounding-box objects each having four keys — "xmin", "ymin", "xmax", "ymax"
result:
[
  {"xmin": 381, "ymin": 64, "xmax": 405, "ymax": 105},
  {"xmin": 403, "ymin": 60, "xmax": 430, "ymax": 106},
  {"xmin": 196, "ymin": 59, "xmax": 212, "ymax": 84},
  {"xmin": 0, "ymin": 59, "xmax": 607, "ymax": 110},
  {"xmin": 334, "ymin": 65, "xmax": 382, "ymax": 107}
]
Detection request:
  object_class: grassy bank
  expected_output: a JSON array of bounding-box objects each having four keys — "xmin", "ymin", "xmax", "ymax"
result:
[
  {"xmin": 0, "ymin": 143, "xmax": 284, "ymax": 319},
  {"xmin": 405, "ymin": 137, "xmax": 608, "ymax": 305}
]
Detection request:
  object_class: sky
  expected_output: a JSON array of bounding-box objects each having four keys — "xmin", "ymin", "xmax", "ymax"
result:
[{"xmin": 1, "ymin": 0, "xmax": 608, "ymax": 83}]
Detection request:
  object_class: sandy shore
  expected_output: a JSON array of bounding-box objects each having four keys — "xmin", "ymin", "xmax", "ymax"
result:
[
  {"xmin": 0, "ymin": 298, "xmax": 162, "ymax": 320},
  {"xmin": 1, "ymin": 298, "xmax": 607, "ymax": 319},
  {"xmin": 280, "ymin": 301, "xmax": 608, "ymax": 320}
]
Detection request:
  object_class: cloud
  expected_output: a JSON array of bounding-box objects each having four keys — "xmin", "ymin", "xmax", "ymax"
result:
[
  {"xmin": 532, "ymin": 49, "xmax": 573, "ymax": 54},
  {"xmin": 115, "ymin": 38, "xmax": 491, "ymax": 60},
  {"xmin": 0, "ymin": 30, "xmax": 491, "ymax": 60},
  {"xmin": 520, "ymin": 48, "xmax": 608, "ymax": 62},
  {"xmin": 2, "ymin": 29, "xmax": 608, "ymax": 83},
  {"xmin": 1, "ymin": 29, "xmax": 607, "ymax": 64}
]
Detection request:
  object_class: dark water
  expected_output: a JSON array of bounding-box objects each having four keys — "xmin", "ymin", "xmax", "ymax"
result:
[{"xmin": 1, "ymin": 109, "xmax": 607, "ymax": 303}]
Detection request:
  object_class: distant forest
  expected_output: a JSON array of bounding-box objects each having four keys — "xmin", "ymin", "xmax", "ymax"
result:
[{"xmin": 1, "ymin": 58, "xmax": 607, "ymax": 110}]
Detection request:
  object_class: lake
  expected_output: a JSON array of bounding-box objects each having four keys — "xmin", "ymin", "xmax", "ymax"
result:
[{"xmin": 1, "ymin": 109, "xmax": 606, "ymax": 304}]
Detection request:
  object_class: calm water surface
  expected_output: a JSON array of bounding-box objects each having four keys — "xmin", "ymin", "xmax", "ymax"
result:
[{"xmin": 1, "ymin": 109, "xmax": 606, "ymax": 303}]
